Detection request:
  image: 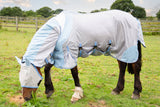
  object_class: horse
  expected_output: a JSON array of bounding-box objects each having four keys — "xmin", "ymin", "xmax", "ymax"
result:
[{"xmin": 16, "ymin": 10, "xmax": 145, "ymax": 102}]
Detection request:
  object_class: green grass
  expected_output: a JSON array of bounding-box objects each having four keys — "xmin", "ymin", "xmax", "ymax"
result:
[{"xmin": 0, "ymin": 28, "xmax": 160, "ymax": 107}]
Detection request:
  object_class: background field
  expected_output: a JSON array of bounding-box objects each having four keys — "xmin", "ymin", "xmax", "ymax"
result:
[{"xmin": 0, "ymin": 28, "xmax": 160, "ymax": 107}]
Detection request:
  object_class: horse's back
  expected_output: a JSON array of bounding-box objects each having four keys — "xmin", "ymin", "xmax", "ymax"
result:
[{"xmin": 67, "ymin": 10, "xmax": 138, "ymax": 52}]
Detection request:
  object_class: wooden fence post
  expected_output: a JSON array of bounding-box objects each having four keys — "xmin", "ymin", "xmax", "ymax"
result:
[{"xmin": 16, "ymin": 16, "xmax": 18, "ymax": 31}]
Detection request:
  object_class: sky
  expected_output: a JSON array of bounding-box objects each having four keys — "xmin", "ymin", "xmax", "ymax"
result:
[{"xmin": 0, "ymin": 0, "xmax": 160, "ymax": 16}]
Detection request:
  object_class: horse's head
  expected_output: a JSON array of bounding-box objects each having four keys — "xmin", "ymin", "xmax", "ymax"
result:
[
  {"xmin": 15, "ymin": 56, "xmax": 43, "ymax": 101},
  {"xmin": 22, "ymin": 87, "xmax": 37, "ymax": 101}
]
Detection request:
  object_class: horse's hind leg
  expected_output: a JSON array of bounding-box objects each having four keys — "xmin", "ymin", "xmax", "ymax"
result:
[
  {"xmin": 112, "ymin": 60, "xmax": 127, "ymax": 95},
  {"xmin": 131, "ymin": 61, "xmax": 142, "ymax": 99},
  {"xmin": 131, "ymin": 41, "xmax": 142, "ymax": 99},
  {"xmin": 44, "ymin": 63, "xmax": 54, "ymax": 98},
  {"xmin": 70, "ymin": 66, "xmax": 83, "ymax": 103}
]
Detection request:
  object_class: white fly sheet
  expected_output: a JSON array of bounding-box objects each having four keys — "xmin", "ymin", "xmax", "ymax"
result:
[{"xmin": 19, "ymin": 10, "xmax": 146, "ymax": 69}]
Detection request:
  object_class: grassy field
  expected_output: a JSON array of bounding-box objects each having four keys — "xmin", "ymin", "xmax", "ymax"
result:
[{"xmin": 0, "ymin": 28, "xmax": 160, "ymax": 107}]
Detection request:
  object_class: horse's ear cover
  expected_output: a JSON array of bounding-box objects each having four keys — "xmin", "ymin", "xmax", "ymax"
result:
[{"xmin": 15, "ymin": 56, "xmax": 22, "ymax": 65}]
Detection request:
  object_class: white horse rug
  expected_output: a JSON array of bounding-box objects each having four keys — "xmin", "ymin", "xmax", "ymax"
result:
[{"xmin": 20, "ymin": 10, "xmax": 145, "ymax": 69}]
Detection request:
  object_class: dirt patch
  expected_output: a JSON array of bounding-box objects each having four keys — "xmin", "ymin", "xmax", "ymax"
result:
[
  {"xmin": 88, "ymin": 100, "xmax": 110, "ymax": 107},
  {"xmin": 9, "ymin": 95, "xmax": 24, "ymax": 105}
]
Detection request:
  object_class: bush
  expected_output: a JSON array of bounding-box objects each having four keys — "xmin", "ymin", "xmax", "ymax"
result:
[{"xmin": 143, "ymin": 32, "xmax": 160, "ymax": 35}]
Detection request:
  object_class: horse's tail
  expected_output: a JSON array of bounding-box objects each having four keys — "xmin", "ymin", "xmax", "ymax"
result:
[{"xmin": 127, "ymin": 41, "xmax": 142, "ymax": 74}]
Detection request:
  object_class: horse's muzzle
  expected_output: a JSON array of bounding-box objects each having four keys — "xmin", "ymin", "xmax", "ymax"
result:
[{"xmin": 24, "ymin": 95, "xmax": 33, "ymax": 101}]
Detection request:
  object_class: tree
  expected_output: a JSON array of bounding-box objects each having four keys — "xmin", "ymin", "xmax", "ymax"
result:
[
  {"xmin": 12, "ymin": 7, "xmax": 23, "ymax": 16},
  {"xmin": 156, "ymin": 10, "xmax": 160, "ymax": 20},
  {"xmin": 132, "ymin": 6, "xmax": 146, "ymax": 18},
  {"xmin": 54, "ymin": 9, "xmax": 63, "ymax": 14},
  {"xmin": 110, "ymin": 0, "xmax": 135, "ymax": 12},
  {"xmin": 0, "ymin": 7, "xmax": 13, "ymax": 16},
  {"xmin": 0, "ymin": 6, "xmax": 23, "ymax": 16},
  {"xmin": 36, "ymin": 7, "xmax": 52, "ymax": 18},
  {"xmin": 23, "ymin": 10, "xmax": 36, "ymax": 17}
]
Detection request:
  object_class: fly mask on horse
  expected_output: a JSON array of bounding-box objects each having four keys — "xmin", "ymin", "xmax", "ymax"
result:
[{"xmin": 16, "ymin": 10, "xmax": 145, "ymax": 101}]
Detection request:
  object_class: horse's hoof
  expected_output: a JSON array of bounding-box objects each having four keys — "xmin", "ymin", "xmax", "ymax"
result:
[
  {"xmin": 131, "ymin": 93, "xmax": 140, "ymax": 99},
  {"xmin": 71, "ymin": 97, "xmax": 80, "ymax": 103},
  {"xmin": 46, "ymin": 90, "xmax": 54, "ymax": 98},
  {"xmin": 111, "ymin": 90, "xmax": 119, "ymax": 95},
  {"xmin": 71, "ymin": 87, "xmax": 83, "ymax": 103}
]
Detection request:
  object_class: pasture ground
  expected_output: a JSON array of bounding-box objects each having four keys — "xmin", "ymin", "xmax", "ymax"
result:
[{"xmin": 0, "ymin": 28, "xmax": 160, "ymax": 107}]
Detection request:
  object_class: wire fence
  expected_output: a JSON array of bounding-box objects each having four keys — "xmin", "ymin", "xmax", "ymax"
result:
[{"xmin": 0, "ymin": 16, "xmax": 160, "ymax": 35}]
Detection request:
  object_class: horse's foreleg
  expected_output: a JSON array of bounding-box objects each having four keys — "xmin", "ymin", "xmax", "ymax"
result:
[
  {"xmin": 112, "ymin": 60, "xmax": 127, "ymax": 95},
  {"xmin": 131, "ymin": 61, "xmax": 142, "ymax": 99},
  {"xmin": 44, "ymin": 63, "xmax": 54, "ymax": 98},
  {"xmin": 70, "ymin": 66, "xmax": 83, "ymax": 103}
]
